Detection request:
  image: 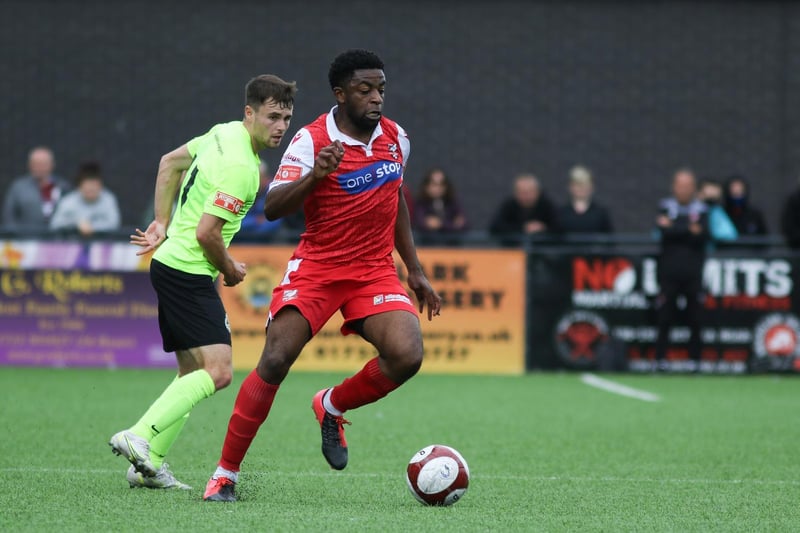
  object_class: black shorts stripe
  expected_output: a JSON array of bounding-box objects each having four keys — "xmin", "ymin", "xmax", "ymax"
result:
[{"xmin": 150, "ymin": 259, "xmax": 231, "ymax": 352}]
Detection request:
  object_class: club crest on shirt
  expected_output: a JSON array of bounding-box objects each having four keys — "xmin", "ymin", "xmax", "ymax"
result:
[
  {"xmin": 282, "ymin": 289, "xmax": 298, "ymax": 302},
  {"xmin": 213, "ymin": 191, "xmax": 244, "ymax": 214},
  {"xmin": 388, "ymin": 143, "xmax": 398, "ymax": 160}
]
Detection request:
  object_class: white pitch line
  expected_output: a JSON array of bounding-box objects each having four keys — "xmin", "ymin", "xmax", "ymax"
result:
[
  {"xmin": 2, "ymin": 468, "xmax": 797, "ymax": 486},
  {"xmin": 580, "ymin": 373, "xmax": 661, "ymax": 402}
]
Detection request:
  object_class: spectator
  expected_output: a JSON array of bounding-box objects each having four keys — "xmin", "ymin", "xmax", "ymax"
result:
[
  {"xmin": 781, "ymin": 179, "xmax": 800, "ymax": 249},
  {"xmin": 555, "ymin": 165, "xmax": 613, "ymax": 234},
  {"xmin": 697, "ymin": 178, "xmax": 737, "ymax": 244},
  {"xmin": 50, "ymin": 161, "xmax": 121, "ymax": 236},
  {"xmin": 723, "ymin": 175, "xmax": 767, "ymax": 236},
  {"xmin": 654, "ymin": 168, "xmax": 709, "ymax": 372},
  {"xmin": 412, "ymin": 167, "xmax": 467, "ymax": 235},
  {"xmin": 239, "ymin": 162, "xmax": 283, "ymax": 236},
  {"xmin": 2, "ymin": 146, "xmax": 70, "ymax": 232},
  {"xmin": 489, "ymin": 173, "xmax": 557, "ymax": 239}
]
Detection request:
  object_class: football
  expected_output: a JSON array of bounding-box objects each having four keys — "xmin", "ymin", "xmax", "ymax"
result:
[{"xmin": 405, "ymin": 444, "xmax": 470, "ymax": 506}]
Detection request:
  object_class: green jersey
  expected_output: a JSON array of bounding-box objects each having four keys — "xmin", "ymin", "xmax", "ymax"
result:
[{"xmin": 153, "ymin": 121, "xmax": 260, "ymax": 278}]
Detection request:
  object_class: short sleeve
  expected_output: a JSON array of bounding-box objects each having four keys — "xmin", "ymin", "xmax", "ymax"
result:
[
  {"xmin": 186, "ymin": 125, "xmax": 217, "ymax": 158},
  {"xmin": 397, "ymin": 124, "xmax": 411, "ymax": 171},
  {"xmin": 203, "ymin": 164, "xmax": 255, "ymax": 222},
  {"xmin": 269, "ymin": 128, "xmax": 314, "ymax": 192}
]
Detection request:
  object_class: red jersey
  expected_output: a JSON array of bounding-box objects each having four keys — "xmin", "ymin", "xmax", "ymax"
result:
[{"xmin": 270, "ymin": 107, "xmax": 411, "ymax": 265}]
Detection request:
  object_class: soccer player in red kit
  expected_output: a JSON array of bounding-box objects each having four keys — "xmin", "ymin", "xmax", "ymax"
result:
[{"xmin": 203, "ymin": 49, "xmax": 442, "ymax": 502}]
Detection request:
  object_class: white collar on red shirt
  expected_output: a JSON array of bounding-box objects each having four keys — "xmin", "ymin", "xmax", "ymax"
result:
[{"xmin": 325, "ymin": 106, "xmax": 383, "ymax": 153}]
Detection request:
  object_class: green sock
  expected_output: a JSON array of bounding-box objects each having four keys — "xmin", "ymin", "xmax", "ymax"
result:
[
  {"xmin": 149, "ymin": 412, "xmax": 189, "ymax": 469},
  {"xmin": 130, "ymin": 369, "xmax": 215, "ymax": 440}
]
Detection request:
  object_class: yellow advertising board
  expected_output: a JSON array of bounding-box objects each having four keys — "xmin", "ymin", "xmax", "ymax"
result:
[{"xmin": 222, "ymin": 245, "xmax": 525, "ymax": 374}]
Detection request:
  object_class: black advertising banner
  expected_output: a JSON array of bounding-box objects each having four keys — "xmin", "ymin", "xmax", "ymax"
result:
[{"xmin": 527, "ymin": 251, "xmax": 800, "ymax": 374}]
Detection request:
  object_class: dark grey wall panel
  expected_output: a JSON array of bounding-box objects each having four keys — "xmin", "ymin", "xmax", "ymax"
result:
[{"xmin": 0, "ymin": 1, "xmax": 795, "ymax": 232}]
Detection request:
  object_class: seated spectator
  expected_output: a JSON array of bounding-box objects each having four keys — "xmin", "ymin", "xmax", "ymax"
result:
[
  {"xmin": 489, "ymin": 173, "xmax": 557, "ymax": 240},
  {"xmin": 697, "ymin": 178, "xmax": 737, "ymax": 243},
  {"xmin": 556, "ymin": 165, "xmax": 612, "ymax": 234},
  {"xmin": 724, "ymin": 175, "xmax": 767, "ymax": 236},
  {"xmin": 412, "ymin": 168, "xmax": 467, "ymax": 235},
  {"xmin": 781, "ymin": 179, "xmax": 800, "ymax": 249},
  {"xmin": 3, "ymin": 146, "xmax": 70, "ymax": 233},
  {"xmin": 50, "ymin": 161, "xmax": 121, "ymax": 236},
  {"xmin": 240, "ymin": 162, "xmax": 283, "ymax": 236}
]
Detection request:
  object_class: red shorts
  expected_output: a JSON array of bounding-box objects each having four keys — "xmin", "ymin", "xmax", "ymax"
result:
[{"xmin": 269, "ymin": 256, "xmax": 418, "ymax": 335}]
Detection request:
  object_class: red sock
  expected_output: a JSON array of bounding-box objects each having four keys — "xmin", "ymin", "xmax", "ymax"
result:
[
  {"xmin": 219, "ymin": 369, "xmax": 279, "ymax": 472},
  {"xmin": 329, "ymin": 357, "xmax": 400, "ymax": 412}
]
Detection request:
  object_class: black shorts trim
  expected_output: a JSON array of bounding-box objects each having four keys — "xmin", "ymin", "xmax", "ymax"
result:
[{"xmin": 150, "ymin": 259, "xmax": 231, "ymax": 352}]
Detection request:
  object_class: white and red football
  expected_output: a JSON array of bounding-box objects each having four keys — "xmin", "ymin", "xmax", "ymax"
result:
[{"xmin": 406, "ymin": 444, "xmax": 470, "ymax": 506}]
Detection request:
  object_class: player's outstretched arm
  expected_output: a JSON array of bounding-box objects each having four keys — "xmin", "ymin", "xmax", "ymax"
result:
[
  {"xmin": 130, "ymin": 144, "xmax": 194, "ymax": 255},
  {"xmin": 263, "ymin": 141, "xmax": 344, "ymax": 220},
  {"xmin": 394, "ymin": 189, "xmax": 442, "ymax": 320}
]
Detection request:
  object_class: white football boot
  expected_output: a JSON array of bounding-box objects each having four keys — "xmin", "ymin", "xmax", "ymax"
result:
[
  {"xmin": 127, "ymin": 463, "xmax": 191, "ymax": 490},
  {"xmin": 109, "ymin": 430, "xmax": 156, "ymax": 476}
]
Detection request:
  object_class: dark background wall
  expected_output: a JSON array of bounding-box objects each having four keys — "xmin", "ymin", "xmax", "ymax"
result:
[{"xmin": 1, "ymin": 0, "xmax": 798, "ymax": 233}]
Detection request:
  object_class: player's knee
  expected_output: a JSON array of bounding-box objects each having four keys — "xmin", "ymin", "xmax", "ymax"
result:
[
  {"xmin": 209, "ymin": 366, "xmax": 233, "ymax": 390},
  {"xmin": 385, "ymin": 337, "xmax": 423, "ymax": 383},
  {"xmin": 402, "ymin": 352, "xmax": 423, "ymax": 380},
  {"xmin": 256, "ymin": 351, "xmax": 294, "ymax": 384}
]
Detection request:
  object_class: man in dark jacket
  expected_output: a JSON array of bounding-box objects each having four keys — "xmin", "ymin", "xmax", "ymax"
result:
[
  {"xmin": 489, "ymin": 173, "xmax": 557, "ymax": 241},
  {"xmin": 654, "ymin": 168, "xmax": 710, "ymax": 372}
]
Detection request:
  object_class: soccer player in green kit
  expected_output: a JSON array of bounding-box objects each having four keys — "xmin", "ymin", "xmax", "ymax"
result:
[{"xmin": 109, "ymin": 74, "xmax": 296, "ymax": 489}]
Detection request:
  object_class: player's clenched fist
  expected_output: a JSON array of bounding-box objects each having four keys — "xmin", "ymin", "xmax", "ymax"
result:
[
  {"xmin": 223, "ymin": 261, "xmax": 247, "ymax": 287},
  {"xmin": 312, "ymin": 140, "xmax": 345, "ymax": 180}
]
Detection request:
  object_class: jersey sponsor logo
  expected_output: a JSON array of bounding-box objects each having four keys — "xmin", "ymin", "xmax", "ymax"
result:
[
  {"xmin": 338, "ymin": 160, "xmax": 402, "ymax": 195},
  {"xmin": 213, "ymin": 191, "xmax": 244, "ymax": 214},
  {"xmin": 282, "ymin": 153, "xmax": 302, "ymax": 163},
  {"xmin": 290, "ymin": 131, "xmax": 303, "ymax": 145},
  {"xmin": 274, "ymin": 165, "xmax": 303, "ymax": 183}
]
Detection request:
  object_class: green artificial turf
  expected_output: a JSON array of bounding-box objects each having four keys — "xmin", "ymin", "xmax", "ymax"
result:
[{"xmin": 0, "ymin": 368, "xmax": 798, "ymax": 532}]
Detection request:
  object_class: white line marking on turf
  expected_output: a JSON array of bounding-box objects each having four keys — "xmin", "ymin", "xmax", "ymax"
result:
[
  {"xmin": 3, "ymin": 467, "xmax": 798, "ymax": 486},
  {"xmin": 580, "ymin": 373, "xmax": 661, "ymax": 402}
]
